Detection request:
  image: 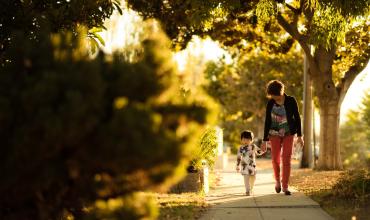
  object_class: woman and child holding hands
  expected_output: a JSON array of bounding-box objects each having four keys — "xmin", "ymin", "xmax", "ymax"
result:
[{"xmin": 236, "ymin": 80, "xmax": 304, "ymax": 196}]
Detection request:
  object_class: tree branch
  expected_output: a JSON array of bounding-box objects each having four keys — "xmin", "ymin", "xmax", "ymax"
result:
[
  {"xmin": 276, "ymin": 13, "xmax": 318, "ymax": 74},
  {"xmin": 338, "ymin": 49, "xmax": 370, "ymax": 106},
  {"xmin": 285, "ymin": 3, "xmax": 300, "ymax": 14}
]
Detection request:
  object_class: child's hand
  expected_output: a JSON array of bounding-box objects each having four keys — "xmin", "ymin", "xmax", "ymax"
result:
[
  {"xmin": 261, "ymin": 141, "xmax": 268, "ymax": 152},
  {"xmin": 236, "ymin": 166, "xmax": 240, "ymax": 172}
]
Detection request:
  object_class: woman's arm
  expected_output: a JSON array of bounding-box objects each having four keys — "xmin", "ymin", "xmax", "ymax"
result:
[
  {"xmin": 292, "ymin": 97, "xmax": 302, "ymax": 137},
  {"xmin": 263, "ymin": 101, "xmax": 273, "ymax": 141},
  {"xmin": 254, "ymin": 144, "xmax": 265, "ymax": 156}
]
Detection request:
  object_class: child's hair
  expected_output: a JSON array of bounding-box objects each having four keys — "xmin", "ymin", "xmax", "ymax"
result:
[
  {"xmin": 240, "ymin": 130, "xmax": 254, "ymax": 140},
  {"xmin": 266, "ymin": 80, "xmax": 285, "ymax": 96}
]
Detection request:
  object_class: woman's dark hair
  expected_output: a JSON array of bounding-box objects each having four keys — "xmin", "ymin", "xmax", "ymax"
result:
[
  {"xmin": 266, "ymin": 80, "xmax": 285, "ymax": 96},
  {"xmin": 241, "ymin": 130, "xmax": 254, "ymax": 140}
]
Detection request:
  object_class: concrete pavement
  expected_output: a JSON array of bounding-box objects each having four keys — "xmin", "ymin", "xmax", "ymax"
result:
[{"xmin": 199, "ymin": 156, "xmax": 333, "ymax": 220}]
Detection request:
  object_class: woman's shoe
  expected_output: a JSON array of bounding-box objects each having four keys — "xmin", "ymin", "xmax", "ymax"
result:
[
  {"xmin": 283, "ymin": 190, "xmax": 291, "ymax": 195},
  {"xmin": 275, "ymin": 186, "xmax": 281, "ymax": 193},
  {"xmin": 245, "ymin": 191, "xmax": 250, "ymax": 196}
]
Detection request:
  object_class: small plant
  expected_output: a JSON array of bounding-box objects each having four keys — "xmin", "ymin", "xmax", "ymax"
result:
[{"xmin": 190, "ymin": 127, "xmax": 219, "ymax": 170}]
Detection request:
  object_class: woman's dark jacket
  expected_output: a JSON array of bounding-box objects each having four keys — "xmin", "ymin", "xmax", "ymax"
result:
[{"xmin": 263, "ymin": 94, "xmax": 302, "ymax": 141}]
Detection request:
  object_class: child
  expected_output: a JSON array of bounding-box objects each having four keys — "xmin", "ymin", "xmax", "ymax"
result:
[{"xmin": 236, "ymin": 130, "xmax": 264, "ymax": 196}]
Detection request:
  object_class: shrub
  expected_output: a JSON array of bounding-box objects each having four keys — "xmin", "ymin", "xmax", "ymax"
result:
[
  {"xmin": 0, "ymin": 28, "xmax": 211, "ymax": 219},
  {"xmin": 332, "ymin": 169, "xmax": 370, "ymax": 199}
]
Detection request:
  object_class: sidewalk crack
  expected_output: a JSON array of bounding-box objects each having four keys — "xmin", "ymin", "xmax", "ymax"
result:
[{"xmin": 254, "ymin": 196, "xmax": 265, "ymax": 220}]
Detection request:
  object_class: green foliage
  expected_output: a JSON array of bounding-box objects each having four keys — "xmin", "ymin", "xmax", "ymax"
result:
[
  {"xmin": 0, "ymin": 0, "xmax": 119, "ymax": 62},
  {"xmin": 0, "ymin": 27, "xmax": 211, "ymax": 219},
  {"xmin": 255, "ymin": 0, "xmax": 278, "ymax": 24},
  {"xmin": 332, "ymin": 169, "xmax": 370, "ymax": 199},
  {"xmin": 310, "ymin": 6, "xmax": 347, "ymax": 49},
  {"xmin": 126, "ymin": 0, "xmax": 262, "ymax": 50},
  {"xmin": 191, "ymin": 127, "xmax": 219, "ymax": 170},
  {"xmin": 340, "ymin": 92, "xmax": 370, "ymax": 169},
  {"xmin": 333, "ymin": 17, "xmax": 370, "ymax": 84},
  {"xmin": 307, "ymin": 0, "xmax": 370, "ymax": 18},
  {"xmin": 126, "ymin": 0, "xmax": 369, "ymax": 50},
  {"xmin": 84, "ymin": 193, "xmax": 158, "ymax": 220}
]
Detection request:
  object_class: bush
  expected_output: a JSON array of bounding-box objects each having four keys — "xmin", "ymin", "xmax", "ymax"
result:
[
  {"xmin": 332, "ymin": 169, "xmax": 370, "ymax": 199},
  {"xmin": 0, "ymin": 28, "xmax": 211, "ymax": 219},
  {"xmin": 84, "ymin": 193, "xmax": 158, "ymax": 220}
]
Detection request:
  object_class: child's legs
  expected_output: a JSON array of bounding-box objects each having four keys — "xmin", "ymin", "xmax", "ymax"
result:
[
  {"xmin": 281, "ymin": 135, "xmax": 294, "ymax": 190},
  {"xmin": 270, "ymin": 136, "xmax": 282, "ymax": 185},
  {"xmin": 243, "ymin": 175, "xmax": 250, "ymax": 192},
  {"xmin": 249, "ymin": 175, "xmax": 256, "ymax": 191}
]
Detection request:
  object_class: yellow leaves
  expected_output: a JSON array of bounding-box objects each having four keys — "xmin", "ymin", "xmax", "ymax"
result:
[
  {"xmin": 226, "ymin": 111, "xmax": 243, "ymax": 121},
  {"xmin": 290, "ymin": 169, "xmax": 343, "ymax": 194},
  {"xmin": 256, "ymin": 0, "xmax": 278, "ymax": 24},
  {"xmin": 95, "ymin": 198, "xmax": 124, "ymax": 211},
  {"xmin": 114, "ymin": 97, "xmax": 129, "ymax": 109},
  {"xmin": 91, "ymin": 193, "xmax": 159, "ymax": 219},
  {"xmin": 50, "ymin": 28, "xmax": 91, "ymax": 61}
]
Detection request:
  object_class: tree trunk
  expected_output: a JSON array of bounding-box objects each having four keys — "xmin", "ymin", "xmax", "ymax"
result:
[
  {"xmin": 310, "ymin": 47, "xmax": 343, "ymax": 170},
  {"xmin": 301, "ymin": 50, "xmax": 313, "ymax": 168},
  {"xmin": 317, "ymin": 100, "xmax": 342, "ymax": 169}
]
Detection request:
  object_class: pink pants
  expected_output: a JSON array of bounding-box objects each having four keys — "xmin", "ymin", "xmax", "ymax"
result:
[{"xmin": 269, "ymin": 135, "xmax": 294, "ymax": 190}]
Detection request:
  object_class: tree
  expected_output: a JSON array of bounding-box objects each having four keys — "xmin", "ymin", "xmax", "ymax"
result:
[
  {"xmin": 126, "ymin": 0, "xmax": 370, "ymax": 169},
  {"xmin": 0, "ymin": 27, "xmax": 213, "ymax": 219},
  {"xmin": 204, "ymin": 47, "xmax": 303, "ymax": 149},
  {"xmin": 0, "ymin": 0, "xmax": 122, "ymax": 62}
]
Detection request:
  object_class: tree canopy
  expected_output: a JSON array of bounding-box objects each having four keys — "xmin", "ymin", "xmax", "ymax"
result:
[{"xmin": 0, "ymin": 0, "xmax": 121, "ymax": 62}]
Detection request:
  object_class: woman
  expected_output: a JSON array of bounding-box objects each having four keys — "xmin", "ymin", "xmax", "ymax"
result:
[{"xmin": 261, "ymin": 80, "xmax": 304, "ymax": 195}]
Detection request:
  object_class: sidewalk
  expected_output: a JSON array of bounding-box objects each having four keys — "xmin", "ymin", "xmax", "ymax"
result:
[{"xmin": 199, "ymin": 156, "xmax": 333, "ymax": 220}]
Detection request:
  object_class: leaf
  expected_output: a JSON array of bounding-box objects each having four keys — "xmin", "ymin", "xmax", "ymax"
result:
[
  {"xmin": 89, "ymin": 27, "xmax": 103, "ymax": 33},
  {"xmin": 114, "ymin": 2, "xmax": 123, "ymax": 15},
  {"xmin": 89, "ymin": 38, "xmax": 99, "ymax": 54},
  {"xmin": 91, "ymin": 32, "xmax": 105, "ymax": 46}
]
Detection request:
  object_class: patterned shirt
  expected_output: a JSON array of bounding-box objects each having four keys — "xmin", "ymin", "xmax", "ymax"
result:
[
  {"xmin": 236, "ymin": 144, "xmax": 263, "ymax": 175},
  {"xmin": 269, "ymin": 103, "xmax": 290, "ymax": 137}
]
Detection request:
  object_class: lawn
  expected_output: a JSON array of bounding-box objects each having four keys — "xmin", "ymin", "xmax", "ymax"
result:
[
  {"xmin": 155, "ymin": 193, "xmax": 208, "ymax": 220},
  {"xmin": 154, "ymin": 170, "xmax": 219, "ymax": 219}
]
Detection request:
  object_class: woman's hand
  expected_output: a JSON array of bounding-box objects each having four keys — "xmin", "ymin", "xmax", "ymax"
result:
[
  {"xmin": 297, "ymin": 136, "xmax": 304, "ymax": 146},
  {"xmin": 236, "ymin": 166, "xmax": 240, "ymax": 172},
  {"xmin": 261, "ymin": 141, "xmax": 268, "ymax": 152}
]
